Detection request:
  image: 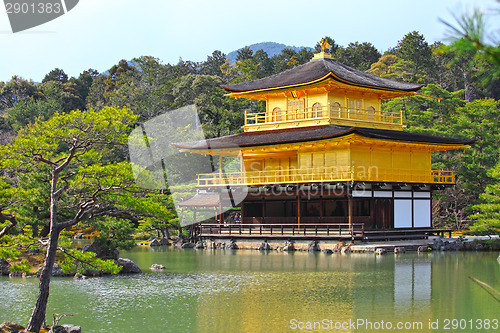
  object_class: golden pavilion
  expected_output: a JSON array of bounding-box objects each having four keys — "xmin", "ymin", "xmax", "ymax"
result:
[{"xmin": 176, "ymin": 41, "xmax": 475, "ymax": 241}]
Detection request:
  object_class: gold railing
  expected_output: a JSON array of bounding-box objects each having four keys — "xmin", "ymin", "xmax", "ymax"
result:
[
  {"xmin": 244, "ymin": 106, "xmax": 403, "ymax": 126},
  {"xmin": 197, "ymin": 167, "xmax": 455, "ymax": 186}
]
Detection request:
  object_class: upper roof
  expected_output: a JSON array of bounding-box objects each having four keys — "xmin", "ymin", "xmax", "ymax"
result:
[
  {"xmin": 221, "ymin": 57, "xmax": 424, "ymax": 93},
  {"xmin": 174, "ymin": 125, "xmax": 476, "ymax": 150}
]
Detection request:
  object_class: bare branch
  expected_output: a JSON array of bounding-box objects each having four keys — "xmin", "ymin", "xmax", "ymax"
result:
[{"xmin": 0, "ymin": 213, "xmax": 17, "ymax": 239}]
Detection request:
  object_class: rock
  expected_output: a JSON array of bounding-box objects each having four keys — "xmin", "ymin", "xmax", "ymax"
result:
[
  {"xmin": 158, "ymin": 238, "xmax": 170, "ymax": 246},
  {"xmin": 307, "ymin": 241, "xmax": 320, "ymax": 252},
  {"xmin": 207, "ymin": 242, "xmax": 221, "ymax": 249},
  {"xmin": 451, "ymin": 241, "xmax": 464, "ymax": 251},
  {"xmin": 497, "ymin": 254, "xmax": 500, "ymax": 263},
  {"xmin": 36, "ymin": 263, "xmax": 66, "ymax": 277},
  {"xmin": 332, "ymin": 242, "xmax": 346, "ymax": 252},
  {"xmin": 83, "ymin": 268, "xmax": 103, "ymax": 277},
  {"xmin": 225, "ymin": 240, "xmax": 239, "ymax": 250},
  {"xmin": 150, "ymin": 264, "xmax": 166, "ymax": 270},
  {"xmin": 83, "ymin": 240, "xmax": 119, "ymax": 260},
  {"xmin": 0, "ymin": 322, "xmax": 25, "ymax": 332},
  {"xmin": 181, "ymin": 242, "xmax": 196, "ymax": 249},
  {"xmin": 8, "ymin": 271, "xmax": 26, "ymax": 278},
  {"xmin": 0, "ymin": 259, "xmax": 10, "ymax": 276},
  {"xmin": 258, "ymin": 241, "xmax": 272, "ymax": 251},
  {"xmin": 432, "ymin": 238, "xmax": 445, "ymax": 250},
  {"xmin": 474, "ymin": 242, "xmax": 485, "ymax": 251},
  {"xmin": 418, "ymin": 245, "xmax": 430, "ymax": 252},
  {"xmin": 394, "ymin": 247, "xmax": 406, "ymax": 254},
  {"xmin": 283, "ymin": 241, "xmax": 295, "ymax": 251},
  {"xmin": 74, "ymin": 273, "xmax": 87, "ymax": 280},
  {"xmin": 52, "ymin": 263, "xmax": 64, "ymax": 276},
  {"xmin": 172, "ymin": 239, "xmax": 184, "ymax": 248},
  {"xmin": 375, "ymin": 248, "xmax": 386, "ymax": 255},
  {"xmin": 194, "ymin": 241, "xmax": 205, "ymax": 249},
  {"xmin": 340, "ymin": 246, "xmax": 351, "ymax": 254},
  {"xmin": 149, "ymin": 238, "xmax": 160, "ymax": 246},
  {"xmin": 61, "ymin": 324, "xmax": 82, "ymax": 333},
  {"xmin": 52, "ymin": 325, "xmax": 67, "ymax": 333},
  {"xmin": 115, "ymin": 258, "xmax": 142, "ymax": 274},
  {"xmin": 323, "ymin": 249, "xmax": 333, "ymax": 255},
  {"xmin": 73, "ymin": 233, "xmax": 84, "ymax": 239}
]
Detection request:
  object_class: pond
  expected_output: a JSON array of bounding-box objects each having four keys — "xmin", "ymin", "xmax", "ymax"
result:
[{"xmin": 0, "ymin": 247, "xmax": 499, "ymax": 332}]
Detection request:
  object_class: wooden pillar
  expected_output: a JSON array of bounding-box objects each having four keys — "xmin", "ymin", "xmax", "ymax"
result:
[
  {"xmin": 219, "ymin": 203, "xmax": 223, "ymax": 224},
  {"xmin": 348, "ymin": 196, "xmax": 352, "ymax": 229},
  {"xmin": 297, "ymin": 195, "xmax": 301, "ymax": 228},
  {"xmin": 219, "ymin": 155, "xmax": 223, "ymax": 184}
]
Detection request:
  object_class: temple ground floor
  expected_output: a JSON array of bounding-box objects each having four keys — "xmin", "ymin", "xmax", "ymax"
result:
[{"xmin": 180, "ymin": 182, "xmax": 452, "ymax": 242}]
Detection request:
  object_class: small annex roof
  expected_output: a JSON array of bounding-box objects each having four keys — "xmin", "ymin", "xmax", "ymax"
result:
[
  {"xmin": 221, "ymin": 57, "xmax": 423, "ymax": 93},
  {"xmin": 173, "ymin": 125, "xmax": 476, "ymax": 150},
  {"xmin": 178, "ymin": 193, "xmax": 220, "ymax": 207}
]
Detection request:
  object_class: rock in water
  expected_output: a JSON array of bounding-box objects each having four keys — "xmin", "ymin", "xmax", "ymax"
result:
[
  {"xmin": 418, "ymin": 246, "xmax": 430, "ymax": 252},
  {"xmin": 283, "ymin": 241, "xmax": 295, "ymax": 251},
  {"xmin": 62, "ymin": 324, "xmax": 82, "ymax": 333},
  {"xmin": 181, "ymin": 242, "xmax": 196, "ymax": 249},
  {"xmin": 74, "ymin": 273, "xmax": 87, "ymax": 280},
  {"xmin": 149, "ymin": 238, "xmax": 160, "ymax": 246},
  {"xmin": 394, "ymin": 247, "xmax": 406, "ymax": 254},
  {"xmin": 0, "ymin": 322, "xmax": 25, "ymax": 332},
  {"xmin": 116, "ymin": 258, "xmax": 142, "ymax": 274},
  {"xmin": 225, "ymin": 240, "xmax": 239, "ymax": 250},
  {"xmin": 36, "ymin": 263, "xmax": 66, "ymax": 277},
  {"xmin": 51, "ymin": 325, "xmax": 82, "ymax": 333},
  {"xmin": 150, "ymin": 264, "xmax": 166, "ymax": 270},
  {"xmin": 307, "ymin": 241, "xmax": 320, "ymax": 252},
  {"xmin": 332, "ymin": 242, "xmax": 346, "ymax": 252},
  {"xmin": 375, "ymin": 248, "xmax": 386, "ymax": 255},
  {"xmin": 340, "ymin": 246, "xmax": 351, "ymax": 254},
  {"xmin": 158, "ymin": 238, "xmax": 170, "ymax": 246},
  {"xmin": 52, "ymin": 325, "xmax": 67, "ymax": 333},
  {"xmin": 194, "ymin": 241, "xmax": 205, "ymax": 249},
  {"xmin": 258, "ymin": 241, "xmax": 272, "ymax": 251},
  {"xmin": 323, "ymin": 249, "xmax": 333, "ymax": 255}
]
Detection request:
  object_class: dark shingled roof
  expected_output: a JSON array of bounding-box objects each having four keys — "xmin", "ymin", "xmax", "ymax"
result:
[
  {"xmin": 222, "ymin": 57, "xmax": 424, "ymax": 93},
  {"xmin": 178, "ymin": 193, "xmax": 220, "ymax": 207},
  {"xmin": 174, "ymin": 125, "xmax": 476, "ymax": 150}
]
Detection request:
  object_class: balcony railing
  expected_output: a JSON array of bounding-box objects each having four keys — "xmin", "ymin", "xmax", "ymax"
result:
[
  {"xmin": 244, "ymin": 105, "xmax": 403, "ymax": 127},
  {"xmin": 196, "ymin": 223, "xmax": 365, "ymax": 240},
  {"xmin": 197, "ymin": 167, "xmax": 455, "ymax": 186}
]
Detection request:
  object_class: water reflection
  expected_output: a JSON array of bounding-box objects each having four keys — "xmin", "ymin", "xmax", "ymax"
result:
[{"xmin": 0, "ymin": 249, "xmax": 498, "ymax": 333}]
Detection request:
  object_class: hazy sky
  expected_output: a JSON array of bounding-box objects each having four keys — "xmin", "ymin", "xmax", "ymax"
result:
[{"xmin": 0, "ymin": 0, "xmax": 497, "ymax": 82}]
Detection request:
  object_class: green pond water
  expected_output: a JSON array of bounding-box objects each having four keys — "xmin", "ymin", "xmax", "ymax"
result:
[{"xmin": 0, "ymin": 247, "xmax": 499, "ymax": 333}]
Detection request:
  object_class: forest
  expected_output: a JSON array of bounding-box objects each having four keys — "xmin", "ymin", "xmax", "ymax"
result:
[{"xmin": 1, "ymin": 7, "xmax": 500, "ymax": 330}]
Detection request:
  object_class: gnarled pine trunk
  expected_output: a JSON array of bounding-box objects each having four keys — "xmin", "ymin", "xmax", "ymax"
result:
[{"xmin": 26, "ymin": 171, "xmax": 61, "ymax": 333}]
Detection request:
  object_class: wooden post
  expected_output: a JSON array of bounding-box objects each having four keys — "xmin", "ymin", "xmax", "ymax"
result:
[
  {"xmin": 297, "ymin": 195, "xmax": 301, "ymax": 229},
  {"xmin": 219, "ymin": 155, "xmax": 223, "ymax": 185},
  {"xmin": 348, "ymin": 196, "xmax": 352, "ymax": 229}
]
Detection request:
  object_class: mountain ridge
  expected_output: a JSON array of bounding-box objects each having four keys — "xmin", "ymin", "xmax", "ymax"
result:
[{"xmin": 226, "ymin": 42, "xmax": 313, "ymax": 63}]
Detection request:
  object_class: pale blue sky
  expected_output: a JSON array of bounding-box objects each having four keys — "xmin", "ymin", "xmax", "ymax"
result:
[{"xmin": 0, "ymin": 0, "xmax": 497, "ymax": 82}]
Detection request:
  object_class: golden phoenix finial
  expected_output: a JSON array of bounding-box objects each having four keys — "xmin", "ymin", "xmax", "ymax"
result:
[{"xmin": 319, "ymin": 38, "xmax": 331, "ymax": 52}]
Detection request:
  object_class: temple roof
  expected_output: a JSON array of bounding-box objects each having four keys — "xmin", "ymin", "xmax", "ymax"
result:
[
  {"xmin": 174, "ymin": 125, "xmax": 476, "ymax": 150},
  {"xmin": 221, "ymin": 57, "xmax": 424, "ymax": 93},
  {"xmin": 178, "ymin": 193, "xmax": 220, "ymax": 207}
]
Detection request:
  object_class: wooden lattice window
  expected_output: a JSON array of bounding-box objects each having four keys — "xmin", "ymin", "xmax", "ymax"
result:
[{"xmin": 312, "ymin": 102, "xmax": 323, "ymax": 118}]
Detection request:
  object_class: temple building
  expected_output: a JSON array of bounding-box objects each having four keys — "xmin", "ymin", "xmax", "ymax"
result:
[{"xmin": 176, "ymin": 41, "xmax": 475, "ymax": 241}]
